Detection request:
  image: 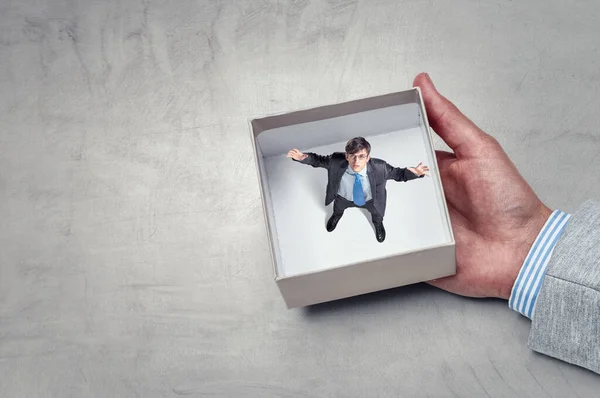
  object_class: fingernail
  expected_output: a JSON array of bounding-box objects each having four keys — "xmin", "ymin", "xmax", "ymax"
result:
[{"xmin": 425, "ymin": 73, "xmax": 434, "ymax": 85}]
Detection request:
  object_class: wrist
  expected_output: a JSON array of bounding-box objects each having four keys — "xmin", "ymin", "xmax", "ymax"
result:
[
  {"xmin": 507, "ymin": 206, "xmax": 572, "ymax": 318},
  {"xmin": 499, "ymin": 203, "xmax": 553, "ymax": 300}
]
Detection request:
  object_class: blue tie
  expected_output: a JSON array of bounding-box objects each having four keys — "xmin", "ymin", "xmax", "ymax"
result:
[{"xmin": 353, "ymin": 173, "xmax": 366, "ymax": 206}]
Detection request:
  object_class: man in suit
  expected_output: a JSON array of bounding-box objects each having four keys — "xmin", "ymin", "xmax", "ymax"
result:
[{"xmin": 286, "ymin": 137, "xmax": 430, "ymax": 242}]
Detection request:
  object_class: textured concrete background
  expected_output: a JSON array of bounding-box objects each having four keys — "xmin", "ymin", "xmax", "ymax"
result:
[{"xmin": 1, "ymin": 0, "xmax": 600, "ymax": 397}]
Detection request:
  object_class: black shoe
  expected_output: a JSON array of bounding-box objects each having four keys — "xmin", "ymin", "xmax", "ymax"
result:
[
  {"xmin": 326, "ymin": 214, "xmax": 343, "ymax": 232},
  {"xmin": 374, "ymin": 222, "xmax": 386, "ymax": 242}
]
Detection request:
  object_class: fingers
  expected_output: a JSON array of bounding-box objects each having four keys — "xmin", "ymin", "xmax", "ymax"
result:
[
  {"xmin": 426, "ymin": 276, "xmax": 460, "ymax": 294},
  {"xmin": 415, "ymin": 162, "xmax": 430, "ymax": 177},
  {"xmin": 413, "ymin": 73, "xmax": 488, "ymax": 159},
  {"xmin": 287, "ymin": 149, "xmax": 300, "ymax": 158}
]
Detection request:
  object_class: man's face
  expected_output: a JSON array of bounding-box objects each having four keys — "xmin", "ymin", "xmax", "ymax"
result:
[{"xmin": 346, "ymin": 149, "xmax": 370, "ymax": 172}]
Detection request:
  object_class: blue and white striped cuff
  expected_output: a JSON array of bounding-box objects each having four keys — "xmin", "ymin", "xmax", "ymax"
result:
[{"xmin": 508, "ymin": 209, "xmax": 572, "ymax": 319}]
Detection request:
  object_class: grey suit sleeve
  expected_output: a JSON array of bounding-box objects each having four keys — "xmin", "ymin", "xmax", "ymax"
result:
[{"xmin": 528, "ymin": 199, "xmax": 600, "ymax": 374}]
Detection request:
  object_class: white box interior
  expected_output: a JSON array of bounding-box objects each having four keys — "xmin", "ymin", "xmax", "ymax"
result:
[{"xmin": 255, "ymin": 100, "xmax": 453, "ymax": 278}]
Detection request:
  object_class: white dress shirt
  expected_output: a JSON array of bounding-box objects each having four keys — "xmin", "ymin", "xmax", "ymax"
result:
[{"xmin": 337, "ymin": 165, "xmax": 372, "ymax": 203}]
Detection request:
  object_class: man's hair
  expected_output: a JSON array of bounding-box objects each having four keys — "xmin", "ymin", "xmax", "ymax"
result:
[{"xmin": 345, "ymin": 137, "xmax": 371, "ymax": 155}]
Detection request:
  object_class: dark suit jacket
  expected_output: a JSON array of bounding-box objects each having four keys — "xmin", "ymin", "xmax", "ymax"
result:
[{"xmin": 295, "ymin": 152, "xmax": 424, "ymax": 217}]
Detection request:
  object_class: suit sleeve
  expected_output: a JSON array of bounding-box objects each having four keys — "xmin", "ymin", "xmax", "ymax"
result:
[
  {"xmin": 384, "ymin": 162, "xmax": 424, "ymax": 182},
  {"xmin": 527, "ymin": 199, "xmax": 600, "ymax": 374},
  {"xmin": 294, "ymin": 152, "xmax": 332, "ymax": 169}
]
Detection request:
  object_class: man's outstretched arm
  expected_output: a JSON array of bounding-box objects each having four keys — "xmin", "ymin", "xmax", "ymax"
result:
[
  {"xmin": 287, "ymin": 148, "xmax": 331, "ymax": 169},
  {"xmin": 385, "ymin": 161, "xmax": 428, "ymax": 181}
]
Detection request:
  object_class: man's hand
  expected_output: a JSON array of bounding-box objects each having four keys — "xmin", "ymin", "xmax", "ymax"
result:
[
  {"xmin": 408, "ymin": 162, "xmax": 430, "ymax": 177},
  {"xmin": 287, "ymin": 148, "xmax": 308, "ymax": 161},
  {"xmin": 414, "ymin": 73, "xmax": 552, "ymax": 300}
]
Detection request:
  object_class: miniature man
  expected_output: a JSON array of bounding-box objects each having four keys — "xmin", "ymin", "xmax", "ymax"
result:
[{"xmin": 287, "ymin": 137, "xmax": 429, "ymax": 243}]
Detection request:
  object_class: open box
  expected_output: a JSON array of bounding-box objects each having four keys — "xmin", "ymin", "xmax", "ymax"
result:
[{"xmin": 249, "ymin": 88, "xmax": 456, "ymax": 308}]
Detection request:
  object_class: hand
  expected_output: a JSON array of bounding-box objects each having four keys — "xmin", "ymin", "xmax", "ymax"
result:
[
  {"xmin": 414, "ymin": 73, "xmax": 552, "ymax": 300},
  {"xmin": 408, "ymin": 162, "xmax": 430, "ymax": 177},
  {"xmin": 287, "ymin": 148, "xmax": 308, "ymax": 161}
]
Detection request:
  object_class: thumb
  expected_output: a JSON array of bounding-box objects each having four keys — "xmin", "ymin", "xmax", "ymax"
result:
[
  {"xmin": 414, "ymin": 73, "xmax": 488, "ymax": 159},
  {"xmin": 426, "ymin": 276, "xmax": 461, "ymax": 296}
]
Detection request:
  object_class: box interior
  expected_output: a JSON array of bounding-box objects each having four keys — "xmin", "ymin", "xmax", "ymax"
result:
[{"xmin": 253, "ymin": 92, "xmax": 453, "ymax": 278}]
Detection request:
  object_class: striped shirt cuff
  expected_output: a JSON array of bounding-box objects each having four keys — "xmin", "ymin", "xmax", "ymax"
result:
[{"xmin": 508, "ymin": 209, "xmax": 572, "ymax": 319}]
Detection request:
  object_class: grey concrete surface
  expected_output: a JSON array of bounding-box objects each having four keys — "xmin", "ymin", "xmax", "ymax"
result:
[{"xmin": 1, "ymin": 0, "xmax": 599, "ymax": 397}]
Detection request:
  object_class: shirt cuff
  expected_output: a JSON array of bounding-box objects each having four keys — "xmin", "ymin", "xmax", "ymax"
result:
[{"xmin": 508, "ymin": 209, "xmax": 572, "ymax": 319}]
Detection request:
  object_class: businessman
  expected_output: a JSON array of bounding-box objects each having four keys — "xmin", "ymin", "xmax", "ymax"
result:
[{"xmin": 286, "ymin": 137, "xmax": 429, "ymax": 242}]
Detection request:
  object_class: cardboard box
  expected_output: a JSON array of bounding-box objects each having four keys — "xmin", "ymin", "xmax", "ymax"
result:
[{"xmin": 249, "ymin": 88, "xmax": 456, "ymax": 308}]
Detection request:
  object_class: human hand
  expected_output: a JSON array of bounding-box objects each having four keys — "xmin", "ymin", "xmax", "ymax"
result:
[
  {"xmin": 414, "ymin": 73, "xmax": 552, "ymax": 300},
  {"xmin": 287, "ymin": 148, "xmax": 308, "ymax": 161},
  {"xmin": 408, "ymin": 162, "xmax": 430, "ymax": 177}
]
